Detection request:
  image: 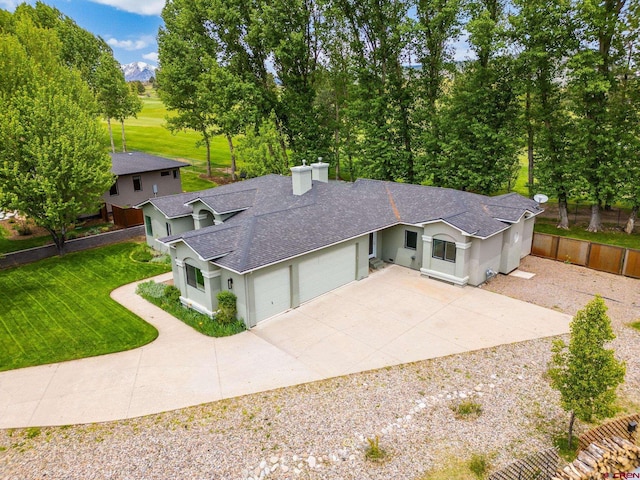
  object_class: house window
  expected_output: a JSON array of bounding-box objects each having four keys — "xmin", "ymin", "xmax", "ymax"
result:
[
  {"xmin": 133, "ymin": 175, "xmax": 142, "ymax": 191},
  {"xmin": 432, "ymin": 239, "xmax": 456, "ymax": 262},
  {"xmin": 186, "ymin": 264, "xmax": 205, "ymax": 290},
  {"xmin": 173, "ymin": 169, "xmax": 179, "ymax": 179},
  {"xmin": 145, "ymin": 215, "xmax": 153, "ymax": 236},
  {"xmin": 160, "ymin": 170, "xmax": 170, "ymax": 177},
  {"xmin": 109, "ymin": 181, "xmax": 118, "ymax": 196},
  {"xmin": 166, "ymin": 222, "xmax": 172, "ymax": 236},
  {"xmin": 405, "ymin": 230, "xmax": 418, "ymax": 250}
]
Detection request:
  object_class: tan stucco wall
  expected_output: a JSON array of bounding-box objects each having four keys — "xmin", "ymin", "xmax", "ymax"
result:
[{"xmin": 104, "ymin": 170, "xmax": 183, "ymax": 211}]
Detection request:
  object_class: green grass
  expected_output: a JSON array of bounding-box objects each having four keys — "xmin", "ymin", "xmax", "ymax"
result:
[
  {"xmin": 103, "ymin": 92, "xmax": 227, "ymax": 191},
  {"xmin": 0, "ymin": 242, "xmax": 170, "ymax": 371},
  {"xmin": 417, "ymin": 453, "xmax": 492, "ymax": 480},
  {"xmin": 136, "ymin": 280, "xmax": 245, "ymax": 337},
  {"xmin": 534, "ymin": 221, "xmax": 640, "ymax": 250},
  {"xmin": 631, "ymin": 321, "xmax": 640, "ymax": 332}
]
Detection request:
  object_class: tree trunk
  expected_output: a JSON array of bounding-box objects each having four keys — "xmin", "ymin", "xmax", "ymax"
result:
[
  {"xmin": 120, "ymin": 120, "xmax": 127, "ymax": 152},
  {"xmin": 204, "ymin": 136, "xmax": 211, "ymax": 178},
  {"xmin": 526, "ymin": 89, "xmax": 534, "ymax": 198},
  {"xmin": 557, "ymin": 193, "xmax": 570, "ymax": 229},
  {"xmin": 568, "ymin": 411, "xmax": 576, "ymax": 450},
  {"xmin": 624, "ymin": 205, "xmax": 638, "ymax": 234},
  {"xmin": 587, "ymin": 203, "xmax": 602, "ymax": 232},
  {"xmin": 107, "ymin": 118, "xmax": 115, "ymax": 153},
  {"xmin": 46, "ymin": 227, "xmax": 66, "ymax": 255},
  {"xmin": 226, "ymin": 133, "xmax": 237, "ymax": 181}
]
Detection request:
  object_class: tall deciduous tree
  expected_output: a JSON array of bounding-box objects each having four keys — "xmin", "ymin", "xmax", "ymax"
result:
[
  {"xmin": 0, "ymin": 21, "xmax": 113, "ymax": 253},
  {"xmin": 432, "ymin": 0, "xmax": 521, "ymax": 193},
  {"xmin": 548, "ymin": 296, "xmax": 626, "ymax": 449},
  {"xmin": 157, "ymin": 0, "xmax": 220, "ymax": 177},
  {"xmin": 511, "ymin": 0, "xmax": 578, "ymax": 227},
  {"xmin": 95, "ymin": 52, "xmax": 131, "ymax": 153},
  {"xmin": 568, "ymin": 0, "xmax": 630, "ymax": 232}
]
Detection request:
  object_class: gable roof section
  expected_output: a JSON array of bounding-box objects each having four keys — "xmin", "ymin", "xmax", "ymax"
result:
[
  {"xmin": 157, "ymin": 175, "xmax": 543, "ymax": 273},
  {"xmin": 137, "ymin": 191, "xmax": 203, "ymax": 218},
  {"xmin": 111, "ymin": 152, "xmax": 189, "ymax": 176},
  {"xmin": 186, "ymin": 189, "xmax": 257, "ymax": 214}
]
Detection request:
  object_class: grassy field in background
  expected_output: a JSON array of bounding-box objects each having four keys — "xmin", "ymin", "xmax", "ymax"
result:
[
  {"xmin": 102, "ymin": 92, "xmax": 224, "ymax": 191},
  {"xmin": 0, "ymin": 243, "xmax": 170, "ymax": 371}
]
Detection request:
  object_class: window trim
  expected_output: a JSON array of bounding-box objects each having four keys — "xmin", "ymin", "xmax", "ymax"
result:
[
  {"xmin": 186, "ymin": 263, "xmax": 205, "ymax": 291},
  {"xmin": 109, "ymin": 181, "xmax": 119, "ymax": 196},
  {"xmin": 404, "ymin": 230, "xmax": 418, "ymax": 250},
  {"xmin": 133, "ymin": 175, "xmax": 142, "ymax": 191},
  {"xmin": 432, "ymin": 239, "xmax": 457, "ymax": 263},
  {"xmin": 166, "ymin": 222, "xmax": 172, "ymax": 236},
  {"xmin": 173, "ymin": 169, "xmax": 179, "ymax": 179},
  {"xmin": 160, "ymin": 170, "xmax": 170, "ymax": 177},
  {"xmin": 144, "ymin": 215, "xmax": 153, "ymax": 236}
]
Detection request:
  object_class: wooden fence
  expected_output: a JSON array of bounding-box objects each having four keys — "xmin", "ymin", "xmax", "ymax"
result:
[
  {"xmin": 489, "ymin": 448, "xmax": 560, "ymax": 480},
  {"xmin": 112, "ymin": 205, "xmax": 143, "ymax": 228},
  {"xmin": 531, "ymin": 233, "xmax": 640, "ymax": 278}
]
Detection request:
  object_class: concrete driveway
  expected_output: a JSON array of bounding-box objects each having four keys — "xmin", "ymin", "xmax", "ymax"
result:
[{"xmin": 0, "ymin": 266, "xmax": 570, "ymax": 428}]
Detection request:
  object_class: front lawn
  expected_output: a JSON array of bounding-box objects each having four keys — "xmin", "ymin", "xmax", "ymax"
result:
[{"xmin": 0, "ymin": 242, "xmax": 170, "ymax": 371}]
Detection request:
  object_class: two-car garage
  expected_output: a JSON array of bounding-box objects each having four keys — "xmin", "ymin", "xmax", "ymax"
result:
[{"xmin": 250, "ymin": 241, "xmax": 363, "ymax": 325}]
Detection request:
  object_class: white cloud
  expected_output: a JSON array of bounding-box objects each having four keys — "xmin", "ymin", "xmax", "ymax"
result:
[
  {"xmin": 142, "ymin": 52, "xmax": 159, "ymax": 63},
  {"xmin": 89, "ymin": 0, "xmax": 165, "ymax": 16},
  {"xmin": 107, "ymin": 35, "xmax": 154, "ymax": 51},
  {"xmin": 0, "ymin": 0, "xmax": 20, "ymax": 10}
]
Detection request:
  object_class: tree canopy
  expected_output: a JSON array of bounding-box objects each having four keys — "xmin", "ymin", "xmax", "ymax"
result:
[
  {"xmin": 0, "ymin": 7, "xmax": 113, "ymax": 253},
  {"xmin": 156, "ymin": 0, "xmax": 640, "ymax": 232}
]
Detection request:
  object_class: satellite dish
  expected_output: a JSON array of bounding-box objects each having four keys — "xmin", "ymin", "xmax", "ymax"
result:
[{"xmin": 533, "ymin": 193, "xmax": 549, "ymax": 204}]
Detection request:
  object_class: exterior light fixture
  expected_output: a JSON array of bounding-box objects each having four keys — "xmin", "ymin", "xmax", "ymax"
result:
[
  {"xmin": 227, "ymin": 278, "xmax": 233, "ymax": 290},
  {"xmin": 628, "ymin": 420, "xmax": 638, "ymax": 434}
]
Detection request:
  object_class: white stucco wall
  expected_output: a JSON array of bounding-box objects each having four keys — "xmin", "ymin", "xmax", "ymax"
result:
[
  {"xmin": 141, "ymin": 204, "xmax": 194, "ymax": 252},
  {"xmin": 380, "ymin": 225, "xmax": 423, "ymax": 270}
]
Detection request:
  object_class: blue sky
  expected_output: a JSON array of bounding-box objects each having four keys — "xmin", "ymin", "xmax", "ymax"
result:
[
  {"xmin": 0, "ymin": 0, "xmax": 473, "ymax": 66},
  {"xmin": 0, "ymin": 0, "xmax": 164, "ymax": 65}
]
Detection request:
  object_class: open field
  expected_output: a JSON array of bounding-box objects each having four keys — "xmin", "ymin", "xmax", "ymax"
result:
[{"xmin": 0, "ymin": 242, "xmax": 170, "ymax": 371}]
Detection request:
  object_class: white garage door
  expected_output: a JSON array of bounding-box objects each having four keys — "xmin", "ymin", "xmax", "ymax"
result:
[
  {"xmin": 253, "ymin": 267, "xmax": 291, "ymax": 323},
  {"xmin": 299, "ymin": 244, "xmax": 356, "ymax": 304}
]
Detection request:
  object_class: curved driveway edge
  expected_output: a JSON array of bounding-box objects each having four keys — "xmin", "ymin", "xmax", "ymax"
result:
[{"xmin": 0, "ymin": 266, "xmax": 571, "ymax": 428}]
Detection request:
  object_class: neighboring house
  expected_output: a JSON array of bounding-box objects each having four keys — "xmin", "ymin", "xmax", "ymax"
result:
[
  {"xmin": 138, "ymin": 162, "xmax": 543, "ymax": 327},
  {"xmin": 104, "ymin": 152, "xmax": 189, "ymax": 213}
]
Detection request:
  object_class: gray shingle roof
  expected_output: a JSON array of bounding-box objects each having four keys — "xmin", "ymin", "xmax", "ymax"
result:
[
  {"xmin": 111, "ymin": 152, "xmax": 189, "ymax": 175},
  {"xmin": 157, "ymin": 175, "xmax": 543, "ymax": 273}
]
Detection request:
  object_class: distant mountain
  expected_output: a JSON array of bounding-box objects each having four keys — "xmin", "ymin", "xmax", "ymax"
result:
[{"xmin": 121, "ymin": 62, "xmax": 156, "ymax": 82}]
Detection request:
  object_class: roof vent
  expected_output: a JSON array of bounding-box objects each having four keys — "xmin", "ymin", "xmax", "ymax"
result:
[
  {"xmin": 291, "ymin": 162, "xmax": 312, "ymax": 195},
  {"xmin": 311, "ymin": 158, "xmax": 329, "ymax": 183}
]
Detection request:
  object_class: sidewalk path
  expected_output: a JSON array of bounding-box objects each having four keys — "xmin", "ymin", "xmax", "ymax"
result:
[{"xmin": 0, "ymin": 267, "xmax": 571, "ymax": 428}]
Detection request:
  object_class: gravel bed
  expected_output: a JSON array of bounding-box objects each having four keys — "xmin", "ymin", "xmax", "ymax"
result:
[{"xmin": 1, "ymin": 256, "xmax": 638, "ymax": 480}]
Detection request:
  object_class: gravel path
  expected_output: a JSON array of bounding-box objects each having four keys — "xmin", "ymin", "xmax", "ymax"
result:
[{"xmin": 1, "ymin": 256, "xmax": 638, "ymax": 480}]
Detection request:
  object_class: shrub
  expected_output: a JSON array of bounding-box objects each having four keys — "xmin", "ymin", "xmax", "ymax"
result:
[
  {"xmin": 164, "ymin": 285, "xmax": 181, "ymax": 304},
  {"xmin": 364, "ymin": 436, "xmax": 388, "ymax": 462},
  {"xmin": 468, "ymin": 453, "xmax": 490, "ymax": 479},
  {"xmin": 136, "ymin": 280, "xmax": 167, "ymax": 299},
  {"xmin": 16, "ymin": 220, "xmax": 32, "ymax": 236},
  {"xmin": 131, "ymin": 245, "xmax": 154, "ymax": 262},
  {"xmin": 216, "ymin": 291, "xmax": 237, "ymax": 324},
  {"xmin": 451, "ymin": 400, "xmax": 483, "ymax": 419}
]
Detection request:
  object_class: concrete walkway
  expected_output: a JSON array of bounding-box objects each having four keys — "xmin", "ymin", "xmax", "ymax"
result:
[{"xmin": 0, "ymin": 266, "xmax": 571, "ymax": 428}]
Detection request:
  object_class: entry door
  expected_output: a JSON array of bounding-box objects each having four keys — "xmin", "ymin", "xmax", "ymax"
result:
[{"xmin": 368, "ymin": 232, "xmax": 377, "ymax": 258}]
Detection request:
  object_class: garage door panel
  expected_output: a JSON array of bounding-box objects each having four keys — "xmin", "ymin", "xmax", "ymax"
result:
[
  {"xmin": 299, "ymin": 245, "xmax": 355, "ymax": 304},
  {"xmin": 254, "ymin": 267, "xmax": 290, "ymax": 323}
]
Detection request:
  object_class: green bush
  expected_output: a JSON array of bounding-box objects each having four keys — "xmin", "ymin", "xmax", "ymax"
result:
[
  {"xmin": 216, "ymin": 291, "xmax": 237, "ymax": 324},
  {"xmin": 164, "ymin": 284, "xmax": 181, "ymax": 303},
  {"xmin": 451, "ymin": 400, "xmax": 483, "ymax": 419},
  {"xmin": 468, "ymin": 454, "xmax": 490, "ymax": 479},
  {"xmin": 136, "ymin": 281, "xmax": 245, "ymax": 337},
  {"xmin": 136, "ymin": 280, "xmax": 167, "ymax": 299},
  {"xmin": 131, "ymin": 245, "xmax": 154, "ymax": 262},
  {"xmin": 364, "ymin": 436, "xmax": 388, "ymax": 462}
]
